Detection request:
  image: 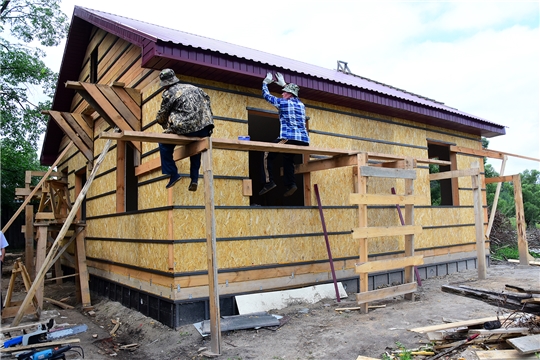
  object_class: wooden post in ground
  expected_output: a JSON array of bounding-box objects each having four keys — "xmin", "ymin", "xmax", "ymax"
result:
[
  {"xmin": 74, "ymin": 225, "xmax": 92, "ymax": 309},
  {"xmin": 34, "ymin": 225, "xmax": 48, "ymax": 308},
  {"xmin": 512, "ymin": 174, "xmax": 529, "ymax": 265},
  {"xmin": 24, "ymin": 205, "xmax": 35, "ymax": 277},
  {"xmin": 11, "ymin": 139, "xmax": 112, "ymax": 326},
  {"xmin": 471, "ymin": 161, "xmax": 486, "ymax": 279},
  {"xmin": 403, "ymin": 157, "xmax": 415, "ymax": 300},
  {"xmin": 202, "ymin": 142, "xmax": 221, "ymax": 355},
  {"xmin": 356, "ymin": 153, "xmax": 369, "ymax": 313}
]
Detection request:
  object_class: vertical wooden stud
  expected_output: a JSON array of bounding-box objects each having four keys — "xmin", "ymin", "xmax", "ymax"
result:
[
  {"xmin": 356, "ymin": 152, "xmax": 369, "ymax": 313},
  {"xmin": 471, "ymin": 161, "xmax": 486, "ymax": 279},
  {"xmin": 403, "ymin": 157, "xmax": 415, "ymax": 300}
]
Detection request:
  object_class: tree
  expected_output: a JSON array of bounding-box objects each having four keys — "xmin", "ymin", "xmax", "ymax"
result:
[{"xmin": 0, "ymin": 0, "xmax": 69, "ymax": 213}]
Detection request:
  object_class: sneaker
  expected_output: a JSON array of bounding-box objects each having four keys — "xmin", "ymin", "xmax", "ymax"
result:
[
  {"xmin": 258, "ymin": 181, "xmax": 277, "ymax": 195},
  {"xmin": 188, "ymin": 182, "xmax": 198, "ymax": 192},
  {"xmin": 284, "ymin": 184, "xmax": 297, "ymax": 197},
  {"xmin": 166, "ymin": 174, "xmax": 181, "ymax": 189}
]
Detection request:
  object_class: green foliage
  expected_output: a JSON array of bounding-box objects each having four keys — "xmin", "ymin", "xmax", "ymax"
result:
[
  {"xmin": 429, "ymin": 164, "xmax": 441, "ymax": 206},
  {"xmin": 0, "ymin": 0, "xmax": 69, "ymax": 213},
  {"xmin": 491, "ymin": 245, "xmax": 540, "ymax": 261}
]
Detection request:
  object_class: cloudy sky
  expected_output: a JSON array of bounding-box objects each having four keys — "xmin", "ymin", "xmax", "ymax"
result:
[{"xmin": 43, "ymin": 0, "xmax": 539, "ymax": 175}]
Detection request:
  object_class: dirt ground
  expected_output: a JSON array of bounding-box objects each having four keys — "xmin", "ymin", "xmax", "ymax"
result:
[{"xmin": 2, "ymin": 259, "xmax": 539, "ymax": 360}]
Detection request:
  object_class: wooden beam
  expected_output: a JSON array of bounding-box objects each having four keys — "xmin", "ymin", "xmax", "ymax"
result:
[
  {"xmin": 24, "ymin": 205, "xmax": 34, "ymax": 277},
  {"xmin": 355, "ymin": 255, "xmax": 424, "ymax": 273},
  {"xmin": 356, "ymin": 153, "xmax": 369, "ymax": 314},
  {"xmin": 429, "ymin": 168, "xmax": 479, "ymax": 181},
  {"xmin": 349, "ymin": 193, "xmax": 424, "ymax": 205},
  {"xmin": 450, "ymin": 145, "xmax": 505, "ymax": 159},
  {"xmin": 110, "ymin": 84, "xmax": 141, "ymax": 121},
  {"xmin": 513, "ymin": 174, "xmax": 529, "ymax": 265},
  {"xmin": 359, "ymin": 166, "xmax": 416, "ymax": 179},
  {"xmin": 404, "ymin": 157, "xmax": 416, "ymax": 300},
  {"xmin": 96, "ymin": 84, "xmax": 140, "ymax": 130},
  {"xmin": 485, "ymin": 175, "xmax": 514, "ymax": 184},
  {"xmin": 471, "ymin": 161, "xmax": 487, "ymax": 280},
  {"xmin": 2, "ymin": 142, "xmax": 74, "ymax": 233},
  {"xmin": 295, "ymin": 154, "xmax": 358, "ymax": 174},
  {"xmin": 352, "ymin": 225, "xmax": 422, "ymax": 238},
  {"xmin": 356, "ymin": 282, "xmax": 417, "ymax": 304}
]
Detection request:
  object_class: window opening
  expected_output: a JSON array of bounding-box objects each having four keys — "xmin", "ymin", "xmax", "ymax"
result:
[
  {"xmin": 428, "ymin": 142, "xmax": 455, "ymax": 206},
  {"xmin": 248, "ymin": 112, "xmax": 305, "ymax": 206},
  {"xmin": 125, "ymin": 143, "xmax": 138, "ymax": 212},
  {"xmin": 90, "ymin": 48, "xmax": 98, "ymax": 83}
]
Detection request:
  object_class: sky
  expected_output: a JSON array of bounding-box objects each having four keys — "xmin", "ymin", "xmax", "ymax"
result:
[{"xmin": 41, "ymin": 0, "xmax": 539, "ymax": 175}]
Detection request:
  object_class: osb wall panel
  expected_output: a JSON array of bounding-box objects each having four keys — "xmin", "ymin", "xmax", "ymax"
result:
[
  {"xmin": 86, "ymin": 193, "xmax": 116, "ymax": 217},
  {"xmin": 137, "ymin": 177, "xmax": 250, "ymax": 210},
  {"xmin": 86, "ymin": 211, "xmax": 170, "ymax": 240},
  {"xmin": 86, "ymin": 240, "xmax": 168, "ymax": 271},
  {"xmin": 176, "ymin": 233, "xmax": 354, "ymax": 272}
]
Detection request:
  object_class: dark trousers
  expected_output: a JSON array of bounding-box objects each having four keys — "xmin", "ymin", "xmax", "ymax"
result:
[
  {"xmin": 159, "ymin": 125, "xmax": 213, "ymax": 183},
  {"xmin": 262, "ymin": 139, "xmax": 308, "ymax": 187}
]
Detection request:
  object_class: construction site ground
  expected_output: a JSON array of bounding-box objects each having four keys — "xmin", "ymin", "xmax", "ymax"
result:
[{"xmin": 2, "ymin": 257, "xmax": 539, "ymax": 360}]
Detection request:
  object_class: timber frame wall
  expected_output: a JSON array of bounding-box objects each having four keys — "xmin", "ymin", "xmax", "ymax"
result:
[{"xmin": 47, "ymin": 27, "xmax": 494, "ymax": 328}]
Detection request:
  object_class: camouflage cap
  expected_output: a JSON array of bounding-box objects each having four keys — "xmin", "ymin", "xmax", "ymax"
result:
[
  {"xmin": 282, "ymin": 83, "xmax": 299, "ymax": 97},
  {"xmin": 159, "ymin": 69, "xmax": 180, "ymax": 87}
]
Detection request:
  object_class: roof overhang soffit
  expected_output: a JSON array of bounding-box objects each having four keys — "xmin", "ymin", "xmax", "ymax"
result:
[{"xmin": 65, "ymin": 81, "xmax": 142, "ymax": 153}]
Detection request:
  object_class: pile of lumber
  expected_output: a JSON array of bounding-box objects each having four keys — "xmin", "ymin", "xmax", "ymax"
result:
[{"xmin": 409, "ymin": 311, "xmax": 540, "ymax": 359}]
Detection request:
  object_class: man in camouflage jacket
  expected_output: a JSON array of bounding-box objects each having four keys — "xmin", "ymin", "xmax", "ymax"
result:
[{"xmin": 156, "ymin": 69, "xmax": 214, "ymax": 191}]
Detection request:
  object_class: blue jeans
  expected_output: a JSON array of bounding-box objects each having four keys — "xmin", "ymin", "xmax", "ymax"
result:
[
  {"xmin": 261, "ymin": 139, "xmax": 308, "ymax": 187},
  {"xmin": 159, "ymin": 125, "xmax": 213, "ymax": 183}
]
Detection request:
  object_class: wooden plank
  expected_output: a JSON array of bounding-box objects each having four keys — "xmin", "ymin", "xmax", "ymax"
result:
[
  {"xmin": 96, "ymin": 84, "xmax": 140, "ymax": 130},
  {"xmin": 134, "ymin": 138, "xmax": 211, "ymax": 177},
  {"xmin": 429, "ymin": 167, "xmax": 479, "ymax": 181},
  {"xmin": 0, "ymin": 339, "xmax": 81, "ymax": 354},
  {"xmin": 100, "ymin": 130, "xmax": 354, "ymax": 156},
  {"xmin": 359, "ymin": 166, "xmax": 416, "ymax": 179},
  {"xmin": 69, "ymin": 113, "xmax": 93, "ymax": 140},
  {"xmin": 295, "ymin": 154, "xmax": 358, "ymax": 174},
  {"xmin": 202, "ymin": 145, "xmax": 221, "ymax": 355},
  {"xmin": 485, "ymin": 175, "xmax": 514, "ymax": 184},
  {"xmin": 352, "ymin": 225, "xmax": 422, "ymax": 238},
  {"xmin": 11, "ymin": 139, "xmax": 113, "ymax": 326},
  {"xmin": 507, "ymin": 334, "xmax": 540, "ymax": 354},
  {"xmin": 111, "ymin": 84, "xmax": 141, "ymax": 120},
  {"xmin": 35, "ymin": 212, "xmax": 56, "ymax": 220},
  {"xmin": 450, "ymin": 145, "xmax": 505, "ymax": 159},
  {"xmin": 349, "ymin": 193, "xmax": 424, "ymax": 205},
  {"xmin": 475, "ymin": 349, "xmax": 538, "ymax": 359},
  {"xmin": 409, "ymin": 316, "xmax": 505, "ymax": 333},
  {"xmin": 356, "ymin": 255, "xmax": 424, "ymax": 273},
  {"xmin": 47, "ymin": 111, "xmax": 93, "ymax": 161},
  {"xmin": 486, "ymin": 156, "xmax": 507, "ymax": 238},
  {"xmin": 60, "ymin": 112, "xmax": 93, "ymax": 148},
  {"xmin": 75, "ymin": 82, "xmax": 140, "ymax": 153},
  {"xmin": 35, "ymin": 226, "xmax": 47, "ymax": 308},
  {"xmin": 469, "ymin": 328, "xmax": 530, "ymax": 335},
  {"xmin": 356, "ymin": 282, "xmax": 417, "ymax": 304}
]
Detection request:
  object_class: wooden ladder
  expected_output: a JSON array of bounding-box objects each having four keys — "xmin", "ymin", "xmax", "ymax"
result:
[{"xmin": 351, "ymin": 155, "xmax": 424, "ymax": 312}]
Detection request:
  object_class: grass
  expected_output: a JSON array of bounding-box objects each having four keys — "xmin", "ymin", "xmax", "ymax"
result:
[{"xmin": 491, "ymin": 245, "xmax": 540, "ymax": 261}]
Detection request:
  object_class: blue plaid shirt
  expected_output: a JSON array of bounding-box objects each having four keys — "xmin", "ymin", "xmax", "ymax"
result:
[{"xmin": 262, "ymin": 83, "xmax": 309, "ymax": 144}]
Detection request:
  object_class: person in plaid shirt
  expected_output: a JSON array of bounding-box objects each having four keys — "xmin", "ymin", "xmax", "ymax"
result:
[{"xmin": 259, "ymin": 72, "xmax": 309, "ymax": 197}]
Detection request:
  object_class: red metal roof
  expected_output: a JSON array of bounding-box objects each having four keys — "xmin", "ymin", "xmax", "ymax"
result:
[{"xmin": 42, "ymin": 6, "xmax": 506, "ymax": 165}]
